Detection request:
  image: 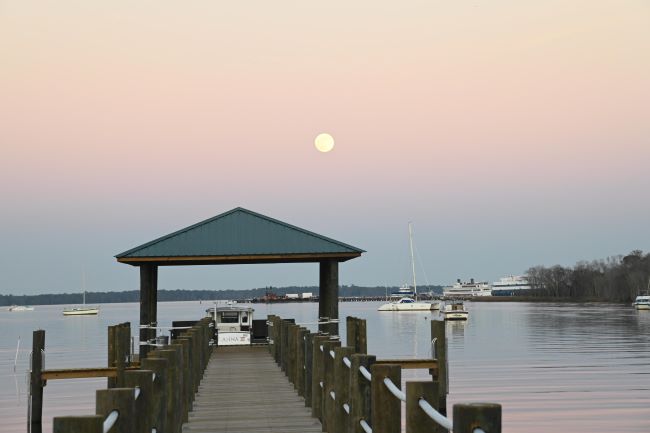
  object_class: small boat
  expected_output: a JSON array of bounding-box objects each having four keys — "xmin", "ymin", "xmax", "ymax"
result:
[
  {"xmin": 206, "ymin": 302, "xmax": 255, "ymax": 346},
  {"xmin": 378, "ymin": 223, "xmax": 441, "ymax": 312},
  {"xmin": 63, "ymin": 276, "xmax": 99, "ymax": 316},
  {"xmin": 633, "ymin": 279, "xmax": 650, "ymax": 310},
  {"xmin": 63, "ymin": 306, "xmax": 99, "ymax": 316},
  {"xmin": 8, "ymin": 305, "xmax": 34, "ymax": 312},
  {"xmin": 443, "ymin": 302, "xmax": 469, "ymax": 320}
]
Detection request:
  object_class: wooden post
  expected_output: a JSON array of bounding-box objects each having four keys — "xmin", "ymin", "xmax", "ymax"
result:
[
  {"xmin": 304, "ymin": 332, "xmax": 315, "ymax": 407},
  {"xmin": 322, "ymin": 339, "xmax": 341, "ymax": 432},
  {"xmin": 431, "ymin": 320, "xmax": 448, "ymax": 415},
  {"xmin": 115, "ymin": 323, "xmax": 129, "ymax": 387},
  {"xmin": 311, "ymin": 335, "xmax": 329, "ymax": 418},
  {"xmin": 280, "ymin": 320, "xmax": 288, "ymax": 372},
  {"xmin": 371, "ymin": 364, "xmax": 401, "ymax": 433},
  {"xmin": 346, "ymin": 317, "xmax": 357, "ymax": 350},
  {"xmin": 319, "ymin": 259, "xmax": 339, "ymax": 335},
  {"xmin": 53, "ymin": 416, "xmax": 103, "ymax": 433},
  {"xmin": 350, "ymin": 354, "xmax": 376, "ymax": 433},
  {"xmin": 296, "ymin": 327, "xmax": 308, "ymax": 397},
  {"xmin": 28, "ymin": 329, "xmax": 45, "ymax": 433},
  {"xmin": 123, "ymin": 370, "xmax": 154, "ymax": 433},
  {"xmin": 96, "ymin": 388, "xmax": 136, "ymax": 433},
  {"xmin": 141, "ymin": 357, "xmax": 168, "ymax": 433},
  {"xmin": 107, "ymin": 325, "xmax": 117, "ymax": 388},
  {"xmin": 139, "ymin": 264, "xmax": 158, "ymax": 359},
  {"xmin": 357, "ymin": 318, "xmax": 367, "ymax": 354},
  {"xmin": 267, "ymin": 315, "xmax": 276, "ymax": 357},
  {"xmin": 155, "ymin": 348, "xmax": 182, "ymax": 433},
  {"xmin": 168, "ymin": 342, "xmax": 189, "ymax": 424},
  {"xmin": 287, "ymin": 324, "xmax": 297, "ymax": 384},
  {"xmin": 173, "ymin": 338, "xmax": 192, "ymax": 420},
  {"xmin": 406, "ymin": 381, "xmax": 445, "ymax": 433},
  {"xmin": 453, "ymin": 403, "xmax": 501, "ymax": 433},
  {"xmin": 333, "ymin": 347, "xmax": 355, "ymax": 433}
]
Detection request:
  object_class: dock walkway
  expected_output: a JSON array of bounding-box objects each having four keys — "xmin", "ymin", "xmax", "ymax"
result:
[{"xmin": 183, "ymin": 346, "xmax": 323, "ymax": 433}]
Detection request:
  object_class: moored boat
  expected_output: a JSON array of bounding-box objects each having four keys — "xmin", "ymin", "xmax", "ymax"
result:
[
  {"xmin": 378, "ymin": 296, "xmax": 440, "ymax": 311},
  {"xmin": 63, "ymin": 307, "xmax": 99, "ymax": 316},
  {"xmin": 8, "ymin": 305, "xmax": 35, "ymax": 312},
  {"xmin": 633, "ymin": 279, "xmax": 650, "ymax": 310},
  {"xmin": 443, "ymin": 302, "xmax": 469, "ymax": 320},
  {"xmin": 206, "ymin": 302, "xmax": 256, "ymax": 346},
  {"xmin": 633, "ymin": 296, "xmax": 650, "ymax": 310},
  {"xmin": 378, "ymin": 223, "xmax": 441, "ymax": 312}
]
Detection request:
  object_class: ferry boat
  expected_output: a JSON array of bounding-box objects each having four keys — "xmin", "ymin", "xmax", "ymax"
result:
[
  {"xmin": 443, "ymin": 279, "xmax": 492, "ymax": 297},
  {"xmin": 206, "ymin": 302, "xmax": 256, "ymax": 346},
  {"xmin": 443, "ymin": 302, "xmax": 469, "ymax": 320},
  {"xmin": 491, "ymin": 275, "xmax": 532, "ymax": 295}
]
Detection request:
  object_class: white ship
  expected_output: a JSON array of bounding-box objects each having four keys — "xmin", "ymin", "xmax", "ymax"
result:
[
  {"xmin": 443, "ymin": 279, "xmax": 492, "ymax": 297},
  {"xmin": 633, "ymin": 278, "xmax": 650, "ymax": 310},
  {"xmin": 491, "ymin": 275, "xmax": 532, "ymax": 293}
]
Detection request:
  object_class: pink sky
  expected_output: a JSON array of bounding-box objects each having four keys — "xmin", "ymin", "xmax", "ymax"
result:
[{"xmin": 1, "ymin": 1, "xmax": 649, "ymax": 293}]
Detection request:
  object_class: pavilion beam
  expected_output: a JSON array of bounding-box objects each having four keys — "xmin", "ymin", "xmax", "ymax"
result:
[
  {"xmin": 139, "ymin": 264, "xmax": 158, "ymax": 358},
  {"xmin": 318, "ymin": 259, "xmax": 339, "ymax": 336}
]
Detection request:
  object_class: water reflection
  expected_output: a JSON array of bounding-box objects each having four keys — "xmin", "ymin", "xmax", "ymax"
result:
[{"xmin": 0, "ymin": 301, "xmax": 648, "ymax": 433}]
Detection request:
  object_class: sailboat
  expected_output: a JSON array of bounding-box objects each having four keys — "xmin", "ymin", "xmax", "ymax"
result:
[
  {"xmin": 378, "ymin": 223, "xmax": 441, "ymax": 311},
  {"xmin": 63, "ymin": 274, "xmax": 99, "ymax": 316}
]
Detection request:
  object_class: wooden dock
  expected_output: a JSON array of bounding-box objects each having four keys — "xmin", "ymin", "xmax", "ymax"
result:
[{"xmin": 184, "ymin": 346, "xmax": 322, "ymax": 433}]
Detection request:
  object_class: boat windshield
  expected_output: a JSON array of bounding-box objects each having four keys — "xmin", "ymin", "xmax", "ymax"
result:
[{"xmin": 398, "ymin": 298, "xmax": 414, "ymax": 304}]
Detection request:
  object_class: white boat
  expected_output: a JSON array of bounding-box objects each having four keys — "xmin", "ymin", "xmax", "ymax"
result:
[
  {"xmin": 63, "ymin": 276, "xmax": 99, "ymax": 316},
  {"xmin": 443, "ymin": 279, "xmax": 492, "ymax": 297},
  {"xmin": 443, "ymin": 302, "xmax": 469, "ymax": 320},
  {"xmin": 206, "ymin": 302, "xmax": 255, "ymax": 346},
  {"xmin": 633, "ymin": 279, "xmax": 650, "ymax": 310},
  {"xmin": 63, "ymin": 306, "xmax": 99, "ymax": 316},
  {"xmin": 378, "ymin": 223, "xmax": 441, "ymax": 312},
  {"xmin": 8, "ymin": 305, "xmax": 34, "ymax": 312}
]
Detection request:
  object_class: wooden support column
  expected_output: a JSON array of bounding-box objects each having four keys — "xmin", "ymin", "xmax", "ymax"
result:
[
  {"xmin": 139, "ymin": 264, "xmax": 158, "ymax": 358},
  {"xmin": 319, "ymin": 259, "xmax": 339, "ymax": 335},
  {"xmin": 28, "ymin": 329, "xmax": 45, "ymax": 433}
]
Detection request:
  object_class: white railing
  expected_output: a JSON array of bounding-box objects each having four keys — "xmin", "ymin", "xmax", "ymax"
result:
[
  {"xmin": 102, "ymin": 410, "xmax": 119, "ymax": 433},
  {"xmin": 359, "ymin": 365, "xmax": 372, "ymax": 381},
  {"xmin": 418, "ymin": 398, "xmax": 453, "ymax": 430},
  {"xmin": 383, "ymin": 377, "xmax": 406, "ymax": 402},
  {"xmin": 360, "ymin": 419, "xmax": 372, "ymax": 433}
]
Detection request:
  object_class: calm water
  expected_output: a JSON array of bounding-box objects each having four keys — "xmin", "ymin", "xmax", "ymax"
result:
[{"xmin": 1, "ymin": 301, "xmax": 648, "ymax": 432}]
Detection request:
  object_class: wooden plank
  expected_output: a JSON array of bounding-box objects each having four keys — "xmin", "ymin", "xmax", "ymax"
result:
[
  {"xmin": 186, "ymin": 346, "xmax": 322, "ymax": 433},
  {"xmin": 42, "ymin": 366, "xmax": 140, "ymax": 380},
  {"xmin": 376, "ymin": 359, "xmax": 438, "ymax": 370}
]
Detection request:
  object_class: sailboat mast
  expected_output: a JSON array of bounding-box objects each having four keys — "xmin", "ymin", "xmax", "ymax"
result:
[{"xmin": 408, "ymin": 222, "xmax": 417, "ymax": 299}]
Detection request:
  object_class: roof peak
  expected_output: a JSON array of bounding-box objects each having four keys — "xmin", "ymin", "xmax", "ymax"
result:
[{"xmin": 116, "ymin": 207, "xmax": 364, "ymax": 265}]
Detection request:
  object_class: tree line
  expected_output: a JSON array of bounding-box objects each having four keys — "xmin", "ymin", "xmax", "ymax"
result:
[
  {"xmin": 0, "ymin": 285, "xmax": 443, "ymax": 307},
  {"xmin": 525, "ymin": 250, "xmax": 650, "ymax": 301}
]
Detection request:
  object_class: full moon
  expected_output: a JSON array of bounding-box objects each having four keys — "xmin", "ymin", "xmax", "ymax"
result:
[{"xmin": 314, "ymin": 133, "xmax": 335, "ymax": 153}]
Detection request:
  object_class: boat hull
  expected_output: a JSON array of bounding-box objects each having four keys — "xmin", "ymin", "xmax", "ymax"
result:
[
  {"xmin": 634, "ymin": 304, "xmax": 650, "ymax": 310},
  {"xmin": 444, "ymin": 312, "xmax": 469, "ymax": 320},
  {"xmin": 378, "ymin": 301, "xmax": 441, "ymax": 311},
  {"xmin": 63, "ymin": 308, "xmax": 99, "ymax": 316}
]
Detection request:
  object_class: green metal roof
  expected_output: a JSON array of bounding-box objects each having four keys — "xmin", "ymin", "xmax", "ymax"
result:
[{"xmin": 116, "ymin": 207, "xmax": 364, "ymax": 266}]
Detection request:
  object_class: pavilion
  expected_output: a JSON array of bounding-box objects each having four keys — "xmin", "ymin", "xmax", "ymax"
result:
[{"xmin": 115, "ymin": 207, "xmax": 364, "ymax": 355}]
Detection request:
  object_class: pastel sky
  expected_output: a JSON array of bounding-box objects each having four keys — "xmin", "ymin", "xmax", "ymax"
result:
[{"xmin": 1, "ymin": 1, "xmax": 649, "ymax": 295}]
